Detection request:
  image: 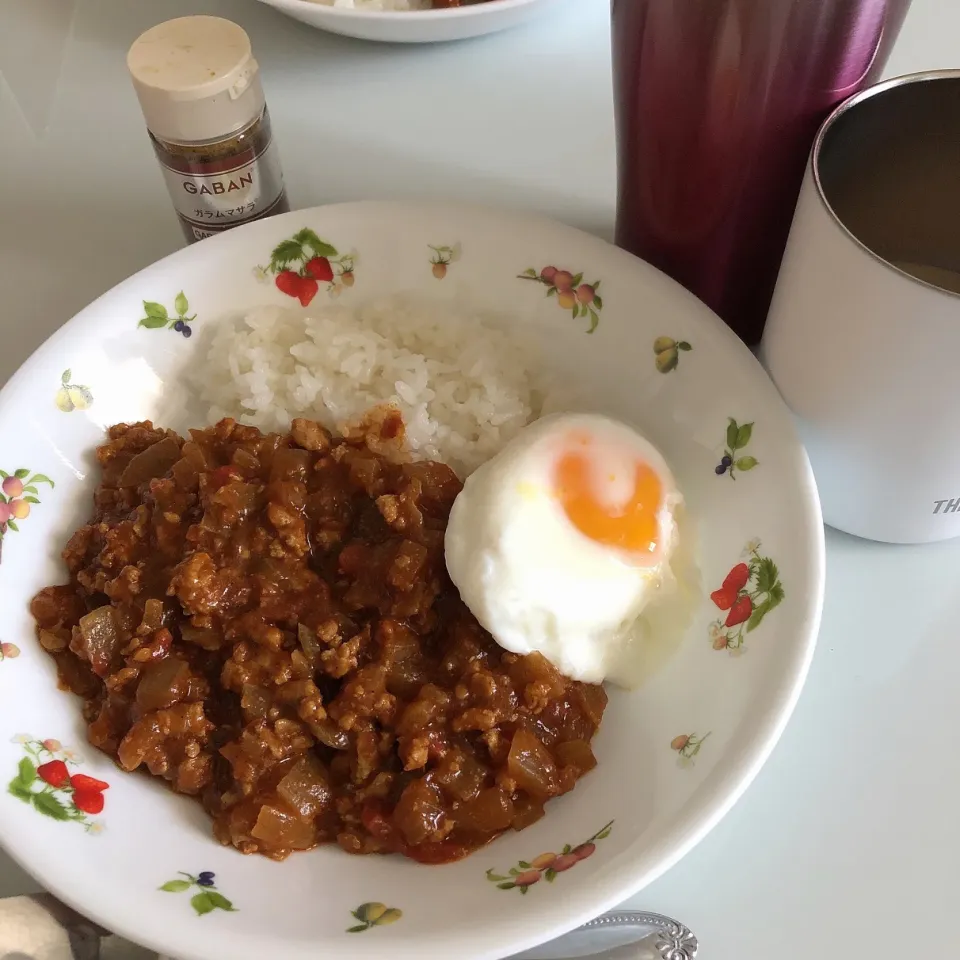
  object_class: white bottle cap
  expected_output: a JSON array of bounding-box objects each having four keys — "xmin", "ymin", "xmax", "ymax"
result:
[{"xmin": 127, "ymin": 16, "xmax": 265, "ymax": 145}]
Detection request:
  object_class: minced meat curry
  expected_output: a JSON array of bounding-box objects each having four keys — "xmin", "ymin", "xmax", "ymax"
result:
[{"xmin": 30, "ymin": 414, "xmax": 606, "ymax": 862}]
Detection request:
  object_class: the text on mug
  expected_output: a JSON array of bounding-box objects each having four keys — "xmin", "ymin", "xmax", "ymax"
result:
[{"xmin": 932, "ymin": 498, "xmax": 960, "ymax": 515}]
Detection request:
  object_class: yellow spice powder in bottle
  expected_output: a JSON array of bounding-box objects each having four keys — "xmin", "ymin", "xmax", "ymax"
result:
[{"xmin": 127, "ymin": 16, "xmax": 289, "ymax": 244}]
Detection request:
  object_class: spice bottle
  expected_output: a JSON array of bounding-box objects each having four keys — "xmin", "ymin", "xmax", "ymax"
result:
[{"xmin": 127, "ymin": 16, "xmax": 289, "ymax": 245}]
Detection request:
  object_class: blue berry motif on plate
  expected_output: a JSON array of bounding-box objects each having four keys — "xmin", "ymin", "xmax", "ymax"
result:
[
  {"xmin": 160, "ymin": 871, "xmax": 236, "ymax": 916},
  {"xmin": 715, "ymin": 418, "xmax": 758, "ymax": 480},
  {"xmin": 138, "ymin": 291, "xmax": 196, "ymax": 338}
]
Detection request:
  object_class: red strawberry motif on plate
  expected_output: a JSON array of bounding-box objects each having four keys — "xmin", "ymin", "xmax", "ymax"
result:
[
  {"xmin": 297, "ymin": 277, "xmax": 319, "ymax": 307},
  {"xmin": 305, "ymin": 256, "xmax": 333, "ymax": 283},
  {"xmin": 710, "ymin": 587, "xmax": 736, "ymax": 610},
  {"xmin": 69, "ymin": 771, "xmax": 109, "ymax": 814},
  {"xmin": 708, "ymin": 541, "xmax": 785, "ymax": 654},
  {"xmin": 73, "ymin": 789, "xmax": 105, "ymax": 814},
  {"xmin": 70, "ymin": 773, "xmax": 109, "ymax": 792},
  {"xmin": 37, "ymin": 759, "xmax": 69, "ymax": 788},
  {"xmin": 9, "ymin": 736, "xmax": 109, "ymax": 832},
  {"xmin": 260, "ymin": 229, "xmax": 357, "ymax": 305},
  {"xmin": 722, "ymin": 562, "xmax": 750, "ymax": 593},
  {"xmin": 275, "ymin": 270, "xmax": 301, "ymax": 298},
  {"xmin": 725, "ymin": 594, "xmax": 753, "ymax": 627},
  {"xmin": 710, "ymin": 563, "xmax": 751, "ymax": 612}
]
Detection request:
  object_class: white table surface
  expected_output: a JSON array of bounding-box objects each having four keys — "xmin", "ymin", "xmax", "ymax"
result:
[{"xmin": 1, "ymin": 1, "xmax": 958, "ymax": 957}]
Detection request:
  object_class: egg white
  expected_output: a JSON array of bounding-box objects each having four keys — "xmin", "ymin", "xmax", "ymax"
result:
[{"xmin": 444, "ymin": 413, "xmax": 689, "ymax": 687}]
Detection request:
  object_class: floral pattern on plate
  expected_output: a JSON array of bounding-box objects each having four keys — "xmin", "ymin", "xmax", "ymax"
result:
[
  {"xmin": 8, "ymin": 736, "xmax": 107, "ymax": 832},
  {"xmin": 138, "ymin": 291, "xmax": 196, "ymax": 339},
  {"xmin": 485, "ymin": 820, "xmax": 613, "ymax": 894},
  {"xmin": 517, "ymin": 265, "xmax": 603, "ymax": 333},
  {"xmin": 347, "ymin": 902, "xmax": 402, "ymax": 933},
  {"xmin": 429, "ymin": 242, "xmax": 461, "ymax": 279},
  {"xmin": 0, "ymin": 642, "xmax": 19, "ymax": 664},
  {"xmin": 0, "ymin": 469, "xmax": 54, "ymax": 564},
  {"xmin": 709, "ymin": 540, "xmax": 784, "ymax": 653},
  {"xmin": 671, "ymin": 733, "xmax": 710, "ymax": 768},
  {"xmin": 653, "ymin": 336, "xmax": 692, "ymax": 373},
  {"xmin": 715, "ymin": 418, "xmax": 758, "ymax": 479},
  {"xmin": 160, "ymin": 871, "xmax": 236, "ymax": 916},
  {"xmin": 258, "ymin": 228, "xmax": 356, "ymax": 306},
  {"xmin": 54, "ymin": 369, "xmax": 93, "ymax": 413}
]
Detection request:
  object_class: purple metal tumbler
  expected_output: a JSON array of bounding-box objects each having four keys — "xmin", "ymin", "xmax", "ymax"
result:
[{"xmin": 611, "ymin": 0, "xmax": 912, "ymax": 345}]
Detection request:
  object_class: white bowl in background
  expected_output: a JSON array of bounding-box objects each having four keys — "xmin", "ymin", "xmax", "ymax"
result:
[{"xmin": 254, "ymin": 0, "xmax": 562, "ymax": 43}]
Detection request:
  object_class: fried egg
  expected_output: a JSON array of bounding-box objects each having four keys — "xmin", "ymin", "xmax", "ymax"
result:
[{"xmin": 445, "ymin": 413, "xmax": 688, "ymax": 687}]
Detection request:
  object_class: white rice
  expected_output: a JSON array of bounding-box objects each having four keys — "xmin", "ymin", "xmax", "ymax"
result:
[
  {"xmin": 308, "ymin": 0, "xmax": 430, "ymax": 10},
  {"xmin": 192, "ymin": 295, "xmax": 549, "ymax": 477}
]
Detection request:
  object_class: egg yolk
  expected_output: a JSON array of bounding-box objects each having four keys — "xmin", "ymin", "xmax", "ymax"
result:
[{"xmin": 554, "ymin": 448, "xmax": 663, "ymax": 557}]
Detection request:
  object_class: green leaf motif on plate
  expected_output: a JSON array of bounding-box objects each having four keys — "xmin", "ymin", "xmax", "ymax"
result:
[
  {"xmin": 160, "ymin": 880, "xmax": 191, "ymax": 893},
  {"xmin": 18, "ymin": 758, "xmax": 35, "ymax": 786},
  {"xmin": 755, "ymin": 557, "xmax": 780, "ymax": 595},
  {"xmin": 190, "ymin": 893, "xmax": 215, "ymax": 916},
  {"xmin": 725, "ymin": 419, "xmax": 739, "ymax": 451},
  {"xmin": 270, "ymin": 238, "xmax": 305, "ymax": 267},
  {"xmin": 32, "ymin": 792, "xmax": 69, "ymax": 821},
  {"xmin": 206, "ymin": 892, "xmax": 235, "ymax": 912},
  {"xmin": 8, "ymin": 781, "xmax": 32, "ymax": 802},
  {"xmin": 293, "ymin": 227, "xmax": 337, "ymax": 258}
]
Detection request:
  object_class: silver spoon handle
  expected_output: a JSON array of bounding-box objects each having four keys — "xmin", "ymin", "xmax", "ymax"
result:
[{"xmin": 507, "ymin": 910, "xmax": 698, "ymax": 960}]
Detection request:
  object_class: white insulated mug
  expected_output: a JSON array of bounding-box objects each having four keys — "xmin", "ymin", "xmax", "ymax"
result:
[{"xmin": 760, "ymin": 70, "xmax": 960, "ymax": 544}]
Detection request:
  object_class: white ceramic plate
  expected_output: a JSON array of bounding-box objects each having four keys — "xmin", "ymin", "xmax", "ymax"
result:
[
  {"xmin": 254, "ymin": 0, "xmax": 559, "ymax": 43},
  {"xmin": 0, "ymin": 201, "xmax": 824, "ymax": 960}
]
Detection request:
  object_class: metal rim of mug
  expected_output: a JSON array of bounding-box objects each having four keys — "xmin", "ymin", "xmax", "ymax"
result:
[{"xmin": 809, "ymin": 68, "xmax": 960, "ymax": 300}]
